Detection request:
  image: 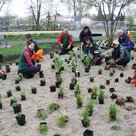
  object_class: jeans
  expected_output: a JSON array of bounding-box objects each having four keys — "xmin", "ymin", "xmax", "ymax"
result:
[
  {"xmin": 116, "ymin": 59, "xmax": 130, "ymax": 66},
  {"xmin": 60, "ymin": 45, "xmax": 74, "ymax": 54}
]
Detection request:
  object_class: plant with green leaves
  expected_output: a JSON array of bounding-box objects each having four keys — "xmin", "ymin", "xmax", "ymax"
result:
[
  {"xmin": 82, "ymin": 108, "xmax": 90, "ymax": 126},
  {"xmin": 111, "ymin": 124, "xmax": 121, "ymax": 131},
  {"xmin": 20, "ymin": 91, "xmax": 26, "ymax": 97},
  {"xmin": 48, "ymin": 103, "xmax": 60, "ymax": 112},
  {"xmin": 16, "ymin": 73, "xmax": 23, "ymax": 81},
  {"xmin": 98, "ymin": 89, "xmax": 105, "ymax": 101},
  {"xmin": 37, "ymin": 109, "xmax": 48, "ymax": 120},
  {"xmin": 16, "ymin": 112, "xmax": 23, "ymax": 118},
  {"xmin": 39, "ymin": 123, "xmax": 48, "ymax": 134},
  {"xmin": 0, "ymin": 98, "xmax": 2, "ymax": 103},
  {"xmin": 76, "ymin": 94, "xmax": 83, "ymax": 107},
  {"xmin": 109, "ymin": 104, "xmax": 119, "ymax": 121},
  {"xmin": 84, "ymin": 54, "xmax": 93, "ymax": 68},
  {"xmin": 54, "ymin": 56, "xmax": 64, "ymax": 73},
  {"xmin": 110, "ymin": 68, "xmax": 115, "ymax": 76},
  {"xmin": 57, "ymin": 111, "xmax": 69, "ymax": 127},
  {"xmin": 58, "ymin": 85, "xmax": 65, "ymax": 96},
  {"xmin": 91, "ymin": 86, "xmax": 98, "ymax": 99},
  {"xmin": 74, "ymin": 84, "xmax": 81, "ymax": 96},
  {"xmin": 86, "ymin": 99, "xmax": 95, "ymax": 115},
  {"xmin": 11, "ymin": 97, "xmax": 17, "ymax": 103},
  {"xmin": 12, "ymin": 102, "xmax": 19, "ymax": 108}
]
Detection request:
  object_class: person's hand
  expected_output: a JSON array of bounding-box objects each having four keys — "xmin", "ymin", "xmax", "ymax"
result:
[
  {"xmin": 67, "ymin": 45, "xmax": 71, "ymax": 49},
  {"xmin": 61, "ymin": 44, "xmax": 63, "ymax": 48},
  {"xmin": 81, "ymin": 42, "xmax": 83, "ymax": 46}
]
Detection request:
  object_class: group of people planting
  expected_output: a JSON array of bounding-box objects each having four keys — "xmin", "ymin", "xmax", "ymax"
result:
[{"xmin": 0, "ymin": 26, "xmax": 135, "ymax": 84}]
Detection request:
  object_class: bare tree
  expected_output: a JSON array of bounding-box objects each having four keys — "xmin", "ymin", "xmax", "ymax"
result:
[
  {"xmin": 85, "ymin": 0, "xmax": 135, "ymax": 46},
  {"xmin": 0, "ymin": 0, "xmax": 11, "ymax": 11}
]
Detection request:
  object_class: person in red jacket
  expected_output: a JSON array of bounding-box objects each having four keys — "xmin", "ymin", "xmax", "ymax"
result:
[{"xmin": 58, "ymin": 27, "xmax": 73, "ymax": 54}]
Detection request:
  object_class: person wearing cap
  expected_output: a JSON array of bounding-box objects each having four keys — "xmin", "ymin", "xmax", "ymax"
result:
[
  {"xmin": 58, "ymin": 27, "xmax": 73, "ymax": 54},
  {"xmin": 83, "ymin": 36, "xmax": 104, "ymax": 65},
  {"xmin": 110, "ymin": 40, "xmax": 131, "ymax": 68},
  {"xmin": 117, "ymin": 29, "xmax": 133, "ymax": 52},
  {"xmin": 26, "ymin": 34, "xmax": 40, "ymax": 53},
  {"xmin": 79, "ymin": 26, "xmax": 92, "ymax": 51},
  {"xmin": 18, "ymin": 42, "xmax": 40, "ymax": 79}
]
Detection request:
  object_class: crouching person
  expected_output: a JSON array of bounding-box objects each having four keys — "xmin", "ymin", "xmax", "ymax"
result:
[
  {"xmin": 58, "ymin": 27, "xmax": 74, "ymax": 55},
  {"xmin": 83, "ymin": 37, "xmax": 104, "ymax": 65},
  {"xmin": 18, "ymin": 43, "xmax": 40, "ymax": 79},
  {"xmin": 110, "ymin": 40, "xmax": 131, "ymax": 69}
]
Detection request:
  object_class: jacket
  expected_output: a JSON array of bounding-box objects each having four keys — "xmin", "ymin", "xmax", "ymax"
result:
[{"xmin": 79, "ymin": 30, "xmax": 92, "ymax": 42}]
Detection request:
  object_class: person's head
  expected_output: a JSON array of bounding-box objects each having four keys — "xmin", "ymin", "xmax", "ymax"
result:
[
  {"xmin": 84, "ymin": 36, "xmax": 93, "ymax": 45},
  {"xmin": 83, "ymin": 26, "xmax": 89, "ymax": 33},
  {"xmin": 117, "ymin": 29, "xmax": 124, "ymax": 37},
  {"xmin": 63, "ymin": 27, "xmax": 68, "ymax": 34},
  {"xmin": 113, "ymin": 40, "xmax": 119, "ymax": 48},
  {"xmin": 28, "ymin": 42, "xmax": 35, "ymax": 50},
  {"xmin": 26, "ymin": 34, "xmax": 32, "ymax": 41}
]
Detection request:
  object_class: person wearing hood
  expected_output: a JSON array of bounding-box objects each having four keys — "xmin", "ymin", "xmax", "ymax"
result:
[
  {"xmin": 83, "ymin": 36, "xmax": 104, "ymax": 65},
  {"xmin": 18, "ymin": 43, "xmax": 40, "ymax": 78},
  {"xmin": 79, "ymin": 26, "xmax": 92, "ymax": 51},
  {"xmin": 58, "ymin": 27, "xmax": 73, "ymax": 54},
  {"xmin": 110, "ymin": 40, "xmax": 131, "ymax": 69}
]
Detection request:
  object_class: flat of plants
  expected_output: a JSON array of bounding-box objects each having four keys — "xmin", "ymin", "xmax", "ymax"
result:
[{"xmin": 0, "ymin": 48, "xmax": 136, "ymax": 136}]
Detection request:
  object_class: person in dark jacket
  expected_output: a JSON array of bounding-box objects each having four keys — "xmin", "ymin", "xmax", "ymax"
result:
[
  {"xmin": 79, "ymin": 26, "xmax": 92, "ymax": 51},
  {"xmin": 58, "ymin": 27, "xmax": 73, "ymax": 55},
  {"xmin": 111, "ymin": 40, "xmax": 131, "ymax": 68},
  {"xmin": 18, "ymin": 43, "xmax": 40, "ymax": 78},
  {"xmin": 83, "ymin": 36, "xmax": 104, "ymax": 65},
  {"xmin": 117, "ymin": 29, "xmax": 133, "ymax": 52},
  {"xmin": 26, "ymin": 34, "xmax": 40, "ymax": 54}
]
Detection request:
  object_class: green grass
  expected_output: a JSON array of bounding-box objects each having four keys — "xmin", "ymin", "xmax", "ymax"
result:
[{"xmin": 1, "ymin": 33, "xmax": 59, "ymax": 42}]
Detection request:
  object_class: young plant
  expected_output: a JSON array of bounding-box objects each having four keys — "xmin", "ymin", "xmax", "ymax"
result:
[
  {"xmin": 82, "ymin": 108, "xmax": 90, "ymax": 127},
  {"xmin": 16, "ymin": 112, "xmax": 23, "ymax": 118},
  {"xmin": 111, "ymin": 124, "xmax": 121, "ymax": 131},
  {"xmin": 37, "ymin": 109, "xmax": 48, "ymax": 120},
  {"xmin": 69, "ymin": 55, "xmax": 79, "ymax": 72},
  {"xmin": 109, "ymin": 104, "xmax": 119, "ymax": 121},
  {"xmin": 54, "ymin": 57, "xmax": 64, "ymax": 73},
  {"xmin": 16, "ymin": 73, "xmax": 23, "ymax": 81},
  {"xmin": 76, "ymin": 94, "xmax": 83, "ymax": 107},
  {"xmin": 10, "ymin": 97, "xmax": 17, "ymax": 106},
  {"xmin": 57, "ymin": 111, "xmax": 69, "ymax": 127},
  {"xmin": 84, "ymin": 54, "xmax": 93, "ymax": 68},
  {"xmin": 39, "ymin": 123, "xmax": 48, "ymax": 134},
  {"xmin": 86, "ymin": 99, "xmax": 95, "ymax": 115},
  {"xmin": 48, "ymin": 103, "xmax": 60, "ymax": 112},
  {"xmin": 91, "ymin": 86, "xmax": 98, "ymax": 99},
  {"xmin": 58, "ymin": 85, "xmax": 65, "ymax": 99},
  {"xmin": 20, "ymin": 91, "xmax": 26, "ymax": 97},
  {"xmin": 74, "ymin": 84, "xmax": 81, "ymax": 96},
  {"xmin": 98, "ymin": 89, "xmax": 105, "ymax": 101},
  {"xmin": 110, "ymin": 68, "xmax": 115, "ymax": 76}
]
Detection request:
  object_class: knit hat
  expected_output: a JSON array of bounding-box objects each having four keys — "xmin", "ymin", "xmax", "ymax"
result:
[{"xmin": 113, "ymin": 40, "xmax": 119, "ymax": 45}]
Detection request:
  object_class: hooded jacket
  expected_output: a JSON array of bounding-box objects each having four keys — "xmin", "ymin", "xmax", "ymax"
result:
[{"xmin": 19, "ymin": 46, "xmax": 33, "ymax": 70}]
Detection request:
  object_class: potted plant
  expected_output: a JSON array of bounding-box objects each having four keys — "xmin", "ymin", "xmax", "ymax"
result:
[
  {"xmin": 39, "ymin": 122, "xmax": 48, "ymax": 134},
  {"xmin": 115, "ymin": 98, "xmax": 125, "ymax": 106},
  {"xmin": 10, "ymin": 97, "xmax": 17, "ymax": 106},
  {"xmin": 109, "ymin": 69, "xmax": 115, "ymax": 76},
  {"xmin": 40, "ymin": 79, "xmax": 46, "ymax": 86},
  {"xmin": 12, "ymin": 103, "xmax": 21, "ymax": 114},
  {"xmin": 2, "ymin": 73, "xmax": 7, "ymax": 80},
  {"xmin": 86, "ymin": 99, "xmax": 95, "ymax": 116},
  {"xmin": 100, "ymin": 85, "xmax": 105, "ymax": 89},
  {"xmin": 0, "ymin": 98, "xmax": 2, "ymax": 109},
  {"xmin": 115, "ymin": 78, "xmax": 119, "ymax": 82},
  {"xmin": 31, "ymin": 86, "xmax": 37, "ymax": 94},
  {"xmin": 76, "ymin": 94, "xmax": 83, "ymax": 108},
  {"xmin": 7, "ymin": 90, "xmax": 12, "ymax": 97},
  {"xmin": 74, "ymin": 84, "xmax": 81, "ymax": 97},
  {"xmin": 83, "ymin": 129, "xmax": 93, "ymax": 136},
  {"xmin": 98, "ymin": 89, "xmax": 105, "ymax": 104},
  {"xmin": 90, "ymin": 77, "xmax": 94, "ymax": 82},
  {"xmin": 81, "ymin": 108, "xmax": 90, "ymax": 128},
  {"xmin": 110, "ymin": 93, "xmax": 118, "ymax": 99},
  {"xmin": 106, "ymin": 79, "xmax": 110, "ymax": 85},
  {"xmin": 50, "ymin": 52, "xmax": 54, "ymax": 59},
  {"xmin": 39, "ymin": 71, "xmax": 44, "ymax": 78},
  {"xmin": 51, "ymin": 64, "xmax": 55, "ymax": 69},
  {"xmin": 57, "ymin": 111, "xmax": 69, "ymax": 127},
  {"xmin": 84, "ymin": 55, "xmax": 92, "ymax": 73},
  {"xmin": 126, "ymin": 96, "xmax": 134, "ymax": 103},
  {"xmin": 37, "ymin": 109, "xmax": 48, "ymax": 120},
  {"xmin": 16, "ymin": 85, "xmax": 21, "ymax": 91},
  {"xmin": 5, "ymin": 65, "xmax": 10, "ymax": 73},
  {"xmin": 88, "ymin": 88, "xmax": 92, "ymax": 93},
  {"xmin": 20, "ymin": 91, "xmax": 26, "ymax": 101},
  {"xmin": 109, "ymin": 88, "xmax": 115, "ymax": 93},
  {"xmin": 48, "ymin": 103, "xmax": 60, "ymax": 112},
  {"xmin": 56, "ymin": 74, "xmax": 62, "ymax": 88},
  {"xmin": 75, "ymin": 70, "xmax": 80, "ymax": 78},
  {"xmin": 91, "ymin": 86, "xmax": 98, "ymax": 99},
  {"xmin": 98, "ymin": 69, "xmax": 102, "ymax": 75},
  {"xmin": 58, "ymin": 85, "xmax": 65, "ymax": 99},
  {"xmin": 15, "ymin": 74, "xmax": 23, "ymax": 84},
  {"xmin": 15, "ymin": 112, "xmax": 26, "ymax": 126},
  {"xmin": 50, "ymin": 85, "xmax": 56, "ymax": 92},
  {"xmin": 108, "ymin": 104, "xmax": 119, "ymax": 121},
  {"xmin": 69, "ymin": 78, "xmax": 77, "ymax": 90},
  {"xmin": 120, "ymin": 73, "xmax": 124, "ymax": 77}
]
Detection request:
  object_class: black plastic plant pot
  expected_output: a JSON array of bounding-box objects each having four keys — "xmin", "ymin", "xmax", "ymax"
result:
[
  {"xmin": 7, "ymin": 91, "xmax": 12, "ymax": 97},
  {"xmin": 15, "ymin": 114, "xmax": 26, "ymax": 126},
  {"xmin": 100, "ymin": 85, "xmax": 105, "ymax": 89},
  {"xmin": 106, "ymin": 80, "xmax": 110, "ymax": 85},
  {"xmin": 98, "ymin": 70, "xmax": 102, "ymax": 75},
  {"xmin": 88, "ymin": 88, "xmax": 92, "ymax": 93},
  {"xmin": 91, "ymin": 95, "xmax": 96, "ymax": 100},
  {"xmin": 75, "ymin": 71, "xmax": 80, "ymax": 78},
  {"xmin": 110, "ymin": 73, "xmax": 114, "ymax": 76},
  {"xmin": 83, "ymin": 129, "xmax": 93, "ymax": 136},
  {"xmin": 50, "ymin": 85, "xmax": 56, "ymax": 92},
  {"xmin": 120, "ymin": 73, "xmax": 124, "ymax": 77},
  {"xmin": 69, "ymin": 83, "xmax": 75, "ymax": 90},
  {"xmin": 88, "ymin": 110, "xmax": 93, "ymax": 116},
  {"xmin": 126, "ymin": 96, "xmax": 134, "ymax": 103},
  {"xmin": 2, "ymin": 74, "xmax": 7, "ymax": 80},
  {"xmin": 110, "ymin": 93, "xmax": 118, "ymax": 99},
  {"xmin": 105, "ymin": 56, "xmax": 110, "ymax": 62},
  {"xmin": 90, "ymin": 77, "xmax": 94, "ymax": 82},
  {"xmin": 39, "ymin": 71, "xmax": 43, "ymax": 75},
  {"xmin": 40, "ymin": 81, "xmax": 46, "ymax": 86},
  {"xmin": 37, "ymin": 64, "xmax": 41, "ymax": 69},
  {"xmin": 53, "ymin": 134, "xmax": 61, "ymax": 136},
  {"xmin": 72, "ymin": 68, "xmax": 75, "ymax": 73},
  {"xmin": 13, "ymin": 104, "xmax": 21, "ymax": 114},
  {"xmin": 21, "ymin": 96, "xmax": 26, "ymax": 101},
  {"xmin": 50, "ymin": 53, "xmax": 54, "ymax": 59},
  {"xmin": 15, "ymin": 80, "xmax": 19, "ymax": 84},
  {"xmin": 56, "ymin": 81, "xmax": 61, "ymax": 88},
  {"xmin": 31, "ymin": 88, "xmax": 37, "ymax": 94},
  {"xmin": 77, "ymin": 103, "xmax": 82, "ymax": 108},
  {"xmin": 51, "ymin": 64, "xmax": 55, "ymax": 69},
  {"xmin": 99, "ymin": 99, "xmax": 104, "ymax": 104},
  {"xmin": 56, "ymin": 72, "xmax": 61, "ymax": 77},
  {"xmin": 67, "ymin": 60, "xmax": 70, "ymax": 64},
  {"xmin": 85, "ymin": 68, "xmax": 89, "ymax": 73},
  {"xmin": 6, "ymin": 68, "xmax": 10, "ymax": 73},
  {"xmin": 0, "ymin": 103, "xmax": 2, "ymax": 109},
  {"xmin": 81, "ymin": 120, "xmax": 90, "ymax": 128},
  {"xmin": 115, "ymin": 78, "xmax": 119, "ymax": 82},
  {"xmin": 39, "ymin": 74, "xmax": 44, "ymax": 78},
  {"xmin": 61, "ymin": 67, "xmax": 64, "ymax": 71},
  {"xmin": 58, "ymin": 93, "xmax": 63, "ymax": 99},
  {"xmin": 16, "ymin": 86, "xmax": 21, "ymax": 91},
  {"xmin": 109, "ymin": 88, "xmax": 115, "ymax": 93}
]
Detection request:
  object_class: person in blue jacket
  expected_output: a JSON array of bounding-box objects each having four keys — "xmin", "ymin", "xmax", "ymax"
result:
[{"xmin": 83, "ymin": 36, "xmax": 104, "ymax": 65}]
